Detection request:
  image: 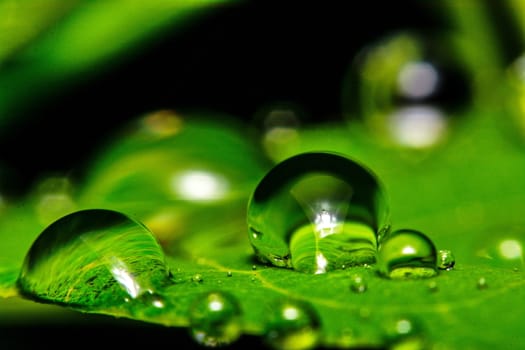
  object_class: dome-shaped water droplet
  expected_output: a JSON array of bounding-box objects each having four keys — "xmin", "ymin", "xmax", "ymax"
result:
[
  {"xmin": 437, "ymin": 249, "xmax": 456, "ymax": 270},
  {"xmin": 17, "ymin": 209, "xmax": 172, "ymax": 312},
  {"xmin": 247, "ymin": 151, "xmax": 390, "ymax": 274},
  {"xmin": 377, "ymin": 229, "xmax": 437, "ymax": 279},
  {"xmin": 77, "ymin": 111, "xmax": 271, "ymax": 250},
  {"xmin": 264, "ymin": 298, "xmax": 321, "ymax": 350},
  {"xmin": 342, "ymin": 31, "xmax": 472, "ymax": 150},
  {"xmin": 188, "ymin": 291, "xmax": 242, "ymax": 347}
]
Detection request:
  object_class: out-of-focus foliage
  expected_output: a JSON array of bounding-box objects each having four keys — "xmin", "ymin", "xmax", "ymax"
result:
[{"xmin": 0, "ymin": 0, "xmax": 233, "ymax": 129}]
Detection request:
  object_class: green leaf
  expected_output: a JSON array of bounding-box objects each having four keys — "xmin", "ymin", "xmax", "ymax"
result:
[{"xmin": 1, "ymin": 107, "xmax": 525, "ymax": 349}]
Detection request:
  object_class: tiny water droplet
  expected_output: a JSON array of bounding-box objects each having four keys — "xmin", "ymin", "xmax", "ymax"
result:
[
  {"xmin": 189, "ymin": 291, "xmax": 242, "ymax": 347},
  {"xmin": 264, "ymin": 298, "xmax": 321, "ymax": 350},
  {"xmin": 427, "ymin": 281, "xmax": 438, "ymax": 293},
  {"xmin": 252, "ymin": 264, "xmax": 258, "ymax": 270},
  {"xmin": 227, "ymin": 271, "xmax": 233, "ymax": 277},
  {"xmin": 192, "ymin": 274, "xmax": 203, "ymax": 283},
  {"xmin": 247, "ymin": 152, "xmax": 390, "ymax": 274},
  {"xmin": 383, "ymin": 315, "xmax": 428, "ymax": 350},
  {"xmin": 437, "ymin": 249, "xmax": 455, "ymax": 270},
  {"xmin": 16, "ymin": 209, "xmax": 172, "ymax": 312},
  {"xmin": 349, "ymin": 274, "xmax": 367, "ymax": 293},
  {"xmin": 477, "ymin": 277, "xmax": 488, "ymax": 290},
  {"xmin": 377, "ymin": 229, "xmax": 438, "ymax": 279}
]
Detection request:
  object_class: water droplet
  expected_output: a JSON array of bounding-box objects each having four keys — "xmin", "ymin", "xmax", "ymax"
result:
[
  {"xmin": 382, "ymin": 315, "xmax": 428, "ymax": 350},
  {"xmin": 349, "ymin": 274, "xmax": 367, "ymax": 293},
  {"xmin": 227, "ymin": 271, "xmax": 233, "ymax": 277},
  {"xmin": 252, "ymin": 101, "xmax": 304, "ymax": 162},
  {"xmin": 264, "ymin": 298, "xmax": 321, "ymax": 350},
  {"xmin": 252, "ymin": 264, "xmax": 258, "ymax": 270},
  {"xmin": 377, "ymin": 229, "xmax": 438, "ymax": 279},
  {"xmin": 17, "ymin": 209, "xmax": 172, "ymax": 311},
  {"xmin": 427, "ymin": 281, "xmax": 438, "ymax": 293},
  {"xmin": 477, "ymin": 277, "xmax": 488, "ymax": 290},
  {"xmin": 247, "ymin": 151, "xmax": 390, "ymax": 274},
  {"xmin": 476, "ymin": 234, "xmax": 524, "ymax": 270},
  {"xmin": 32, "ymin": 176, "xmax": 76, "ymax": 226},
  {"xmin": 192, "ymin": 274, "xmax": 203, "ymax": 283},
  {"xmin": 342, "ymin": 31, "xmax": 471, "ymax": 150},
  {"xmin": 77, "ymin": 113, "xmax": 271, "ymax": 249},
  {"xmin": 437, "ymin": 249, "xmax": 456, "ymax": 270},
  {"xmin": 189, "ymin": 291, "xmax": 242, "ymax": 347}
]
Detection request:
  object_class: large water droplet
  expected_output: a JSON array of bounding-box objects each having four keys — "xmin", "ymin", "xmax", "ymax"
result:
[
  {"xmin": 264, "ymin": 298, "xmax": 321, "ymax": 350},
  {"xmin": 377, "ymin": 229, "xmax": 437, "ymax": 279},
  {"xmin": 247, "ymin": 151, "xmax": 390, "ymax": 274},
  {"xmin": 188, "ymin": 291, "xmax": 242, "ymax": 347},
  {"xmin": 342, "ymin": 31, "xmax": 471, "ymax": 150},
  {"xmin": 77, "ymin": 111, "xmax": 271, "ymax": 250},
  {"xmin": 17, "ymin": 209, "xmax": 172, "ymax": 312}
]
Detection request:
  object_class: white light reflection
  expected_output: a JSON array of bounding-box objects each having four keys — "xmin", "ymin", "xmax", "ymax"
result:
[
  {"xmin": 283, "ymin": 306, "xmax": 299, "ymax": 320},
  {"xmin": 402, "ymin": 246, "xmax": 416, "ymax": 255},
  {"xmin": 498, "ymin": 239, "xmax": 523, "ymax": 260},
  {"xmin": 110, "ymin": 258, "xmax": 141, "ymax": 298},
  {"xmin": 315, "ymin": 252, "xmax": 328, "ymax": 275},
  {"xmin": 397, "ymin": 61, "xmax": 439, "ymax": 99},
  {"xmin": 314, "ymin": 210, "xmax": 337, "ymax": 238},
  {"xmin": 209, "ymin": 299, "xmax": 224, "ymax": 312},
  {"xmin": 171, "ymin": 170, "xmax": 228, "ymax": 201},
  {"xmin": 388, "ymin": 105, "xmax": 447, "ymax": 148},
  {"xmin": 396, "ymin": 319, "xmax": 413, "ymax": 335}
]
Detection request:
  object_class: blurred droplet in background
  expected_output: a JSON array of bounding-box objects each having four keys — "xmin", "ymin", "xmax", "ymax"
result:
[{"xmin": 341, "ymin": 31, "xmax": 472, "ymax": 151}]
